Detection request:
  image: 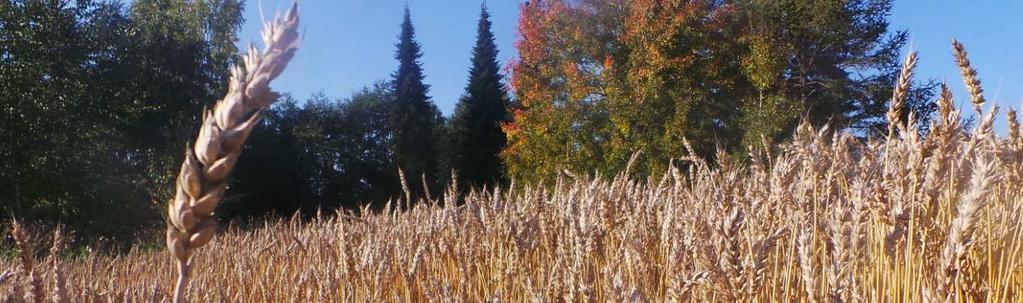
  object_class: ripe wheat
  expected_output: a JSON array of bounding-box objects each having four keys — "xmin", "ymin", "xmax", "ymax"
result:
[
  {"xmin": 164, "ymin": 3, "xmax": 300, "ymax": 302},
  {"xmin": 952, "ymin": 39, "xmax": 986, "ymax": 115}
]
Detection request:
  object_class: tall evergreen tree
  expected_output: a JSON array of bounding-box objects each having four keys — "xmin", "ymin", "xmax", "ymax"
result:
[
  {"xmin": 390, "ymin": 6, "xmax": 442, "ymax": 198},
  {"xmin": 449, "ymin": 3, "xmax": 510, "ymax": 190}
]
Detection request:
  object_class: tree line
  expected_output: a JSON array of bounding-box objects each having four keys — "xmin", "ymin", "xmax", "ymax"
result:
[
  {"xmin": 1, "ymin": 1, "xmax": 511, "ymax": 241},
  {"xmin": 227, "ymin": 5, "xmax": 511, "ymax": 217},
  {"xmin": 2, "ymin": 0, "xmax": 930, "ymax": 241},
  {"xmin": 2, "ymin": 0, "xmax": 245, "ymax": 240}
]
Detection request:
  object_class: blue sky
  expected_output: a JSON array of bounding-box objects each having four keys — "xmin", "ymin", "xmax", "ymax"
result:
[
  {"xmin": 238, "ymin": 0, "xmax": 521, "ymax": 115},
  {"xmin": 890, "ymin": 1, "xmax": 1023, "ymax": 133},
  {"xmin": 240, "ymin": 1, "xmax": 1022, "ymax": 132}
]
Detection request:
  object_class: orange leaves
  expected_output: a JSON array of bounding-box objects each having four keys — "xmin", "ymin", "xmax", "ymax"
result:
[
  {"xmin": 515, "ymin": 2, "xmax": 547, "ymax": 64},
  {"xmin": 502, "ymin": 109, "xmax": 527, "ymax": 138},
  {"xmin": 499, "ymin": 114, "xmax": 525, "ymax": 159},
  {"xmin": 561, "ymin": 62, "xmax": 590, "ymax": 103}
]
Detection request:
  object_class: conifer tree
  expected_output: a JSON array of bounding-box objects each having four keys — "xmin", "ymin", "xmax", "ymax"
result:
[
  {"xmin": 449, "ymin": 3, "xmax": 511, "ymax": 190},
  {"xmin": 390, "ymin": 6, "xmax": 442, "ymax": 197}
]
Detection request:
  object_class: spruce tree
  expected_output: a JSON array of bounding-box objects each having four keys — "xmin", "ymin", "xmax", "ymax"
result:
[
  {"xmin": 390, "ymin": 6, "xmax": 442, "ymax": 198},
  {"xmin": 449, "ymin": 3, "xmax": 510, "ymax": 189}
]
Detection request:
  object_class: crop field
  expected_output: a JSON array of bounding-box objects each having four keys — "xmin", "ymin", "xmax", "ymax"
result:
[{"xmin": 3, "ymin": 100, "xmax": 1022, "ymax": 301}]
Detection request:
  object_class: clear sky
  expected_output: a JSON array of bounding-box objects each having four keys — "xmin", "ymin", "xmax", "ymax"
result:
[
  {"xmin": 890, "ymin": 1, "xmax": 1023, "ymax": 133},
  {"xmin": 237, "ymin": 0, "xmax": 522, "ymax": 115},
  {"xmin": 239, "ymin": 1, "xmax": 1022, "ymax": 132}
]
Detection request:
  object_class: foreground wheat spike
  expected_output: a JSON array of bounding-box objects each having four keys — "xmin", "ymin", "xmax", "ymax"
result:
[{"xmin": 165, "ymin": 3, "xmax": 299, "ymax": 302}]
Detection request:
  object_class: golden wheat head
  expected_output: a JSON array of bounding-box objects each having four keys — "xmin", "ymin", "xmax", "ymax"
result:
[
  {"xmin": 951, "ymin": 39, "xmax": 985, "ymax": 114},
  {"xmin": 165, "ymin": 3, "xmax": 299, "ymax": 301},
  {"xmin": 885, "ymin": 49, "xmax": 918, "ymax": 141}
]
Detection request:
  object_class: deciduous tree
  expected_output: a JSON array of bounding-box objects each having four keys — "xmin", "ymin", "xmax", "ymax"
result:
[{"xmin": 503, "ymin": 0, "xmax": 934, "ymax": 184}]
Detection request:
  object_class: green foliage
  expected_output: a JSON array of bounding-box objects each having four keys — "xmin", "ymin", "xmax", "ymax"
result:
[
  {"xmin": 738, "ymin": 0, "xmax": 937, "ymax": 137},
  {"xmin": 1, "ymin": 0, "xmax": 147, "ymax": 239},
  {"xmin": 330, "ymin": 84, "xmax": 402, "ymax": 208},
  {"xmin": 0, "ymin": 0, "xmax": 243, "ymax": 241},
  {"xmin": 226, "ymin": 95, "xmax": 313, "ymax": 217},
  {"xmin": 228, "ymin": 84, "xmax": 402, "ymax": 217},
  {"xmin": 123, "ymin": 0, "xmax": 244, "ymax": 200},
  {"xmin": 389, "ymin": 7, "xmax": 443, "ymax": 198},
  {"xmin": 448, "ymin": 4, "xmax": 511, "ymax": 190}
]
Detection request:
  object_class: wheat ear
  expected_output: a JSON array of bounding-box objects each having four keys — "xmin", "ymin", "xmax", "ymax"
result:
[
  {"xmin": 48, "ymin": 227, "xmax": 67, "ymax": 303},
  {"xmin": 951, "ymin": 39, "xmax": 985, "ymax": 114},
  {"xmin": 937, "ymin": 83, "xmax": 958, "ymax": 128},
  {"xmin": 165, "ymin": 4, "xmax": 300, "ymax": 302},
  {"xmin": 934, "ymin": 154, "xmax": 997, "ymax": 302},
  {"xmin": 887, "ymin": 50, "xmax": 917, "ymax": 136},
  {"xmin": 9, "ymin": 220, "xmax": 43, "ymax": 303},
  {"xmin": 1007, "ymin": 107, "xmax": 1019, "ymax": 147},
  {"xmin": 796, "ymin": 225, "xmax": 817, "ymax": 303}
]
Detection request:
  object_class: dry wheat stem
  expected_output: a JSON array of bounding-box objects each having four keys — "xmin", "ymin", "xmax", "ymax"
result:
[{"xmin": 165, "ymin": 3, "xmax": 300, "ymax": 302}]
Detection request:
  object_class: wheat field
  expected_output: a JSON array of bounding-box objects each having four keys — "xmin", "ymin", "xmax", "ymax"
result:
[
  {"xmin": 3, "ymin": 5, "xmax": 1023, "ymax": 303},
  {"xmin": 3, "ymin": 95, "xmax": 1023, "ymax": 302}
]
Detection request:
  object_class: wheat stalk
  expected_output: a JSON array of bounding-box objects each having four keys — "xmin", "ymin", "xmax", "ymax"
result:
[
  {"xmin": 165, "ymin": 3, "xmax": 300, "ymax": 302},
  {"xmin": 975, "ymin": 106, "xmax": 999, "ymax": 139}
]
